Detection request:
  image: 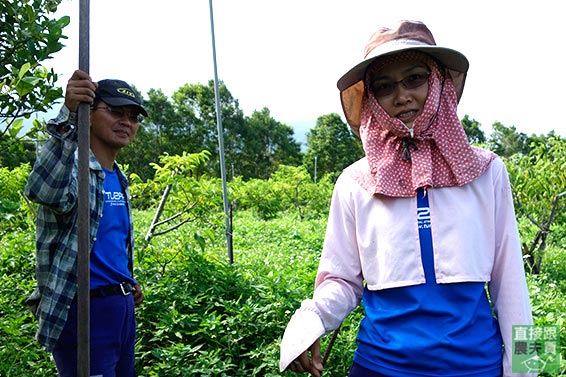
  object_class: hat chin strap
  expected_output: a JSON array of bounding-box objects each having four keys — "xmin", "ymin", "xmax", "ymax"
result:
[
  {"xmin": 427, "ymin": 73, "xmax": 445, "ymax": 128},
  {"xmin": 400, "ymin": 71, "xmax": 445, "ymax": 161},
  {"xmin": 401, "ymin": 121, "xmax": 414, "ymax": 138},
  {"xmin": 402, "ymin": 69, "xmax": 445, "ymax": 140},
  {"xmin": 401, "ymin": 137, "xmax": 418, "ymax": 161}
]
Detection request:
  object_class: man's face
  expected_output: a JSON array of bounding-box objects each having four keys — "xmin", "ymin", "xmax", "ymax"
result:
[{"xmin": 90, "ymin": 101, "xmax": 141, "ymax": 150}]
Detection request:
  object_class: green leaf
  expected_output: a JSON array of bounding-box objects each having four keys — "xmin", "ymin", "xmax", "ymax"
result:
[
  {"xmin": 8, "ymin": 118, "xmax": 24, "ymax": 137},
  {"xmin": 17, "ymin": 63, "xmax": 32, "ymax": 79}
]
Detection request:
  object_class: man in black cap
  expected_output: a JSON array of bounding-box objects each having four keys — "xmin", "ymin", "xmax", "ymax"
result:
[{"xmin": 25, "ymin": 69, "xmax": 146, "ymax": 376}]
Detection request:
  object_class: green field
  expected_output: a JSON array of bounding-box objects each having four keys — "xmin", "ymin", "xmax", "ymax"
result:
[{"xmin": 1, "ymin": 207, "xmax": 565, "ymax": 376}]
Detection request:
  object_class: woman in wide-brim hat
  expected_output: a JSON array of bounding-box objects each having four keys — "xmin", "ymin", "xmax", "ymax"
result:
[
  {"xmin": 280, "ymin": 20, "xmax": 534, "ymax": 377},
  {"xmin": 338, "ymin": 19, "xmax": 468, "ymax": 136}
]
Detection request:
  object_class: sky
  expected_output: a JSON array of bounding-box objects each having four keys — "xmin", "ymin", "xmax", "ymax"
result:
[{"xmin": 43, "ymin": 0, "xmax": 565, "ymax": 142}]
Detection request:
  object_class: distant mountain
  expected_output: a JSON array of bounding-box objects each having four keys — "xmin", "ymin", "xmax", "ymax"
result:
[{"xmin": 289, "ymin": 119, "xmax": 315, "ymax": 151}]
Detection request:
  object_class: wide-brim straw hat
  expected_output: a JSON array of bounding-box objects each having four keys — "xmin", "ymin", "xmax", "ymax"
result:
[{"xmin": 337, "ymin": 20, "xmax": 469, "ymax": 135}]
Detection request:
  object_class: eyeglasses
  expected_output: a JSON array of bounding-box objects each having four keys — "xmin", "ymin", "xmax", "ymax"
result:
[
  {"xmin": 92, "ymin": 106, "xmax": 144, "ymax": 123},
  {"xmin": 370, "ymin": 71, "xmax": 431, "ymax": 98}
]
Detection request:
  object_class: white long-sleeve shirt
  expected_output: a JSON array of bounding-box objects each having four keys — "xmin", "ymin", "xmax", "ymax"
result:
[{"xmin": 280, "ymin": 157, "xmax": 534, "ymax": 377}]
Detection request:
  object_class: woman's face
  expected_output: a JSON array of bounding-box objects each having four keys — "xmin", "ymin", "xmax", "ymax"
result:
[{"xmin": 368, "ymin": 60, "xmax": 430, "ymax": 129}]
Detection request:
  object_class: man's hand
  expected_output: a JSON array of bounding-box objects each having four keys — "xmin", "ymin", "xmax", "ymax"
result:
[
  {"xmin": 286, "ymin": 338, "xmax": 324, "ymax": 376},
  {"xmin": 64, "ymin": 70, "xmax": 98, "ymax": 112},
  {"xmin": 132, "ymin": 283, "xmax": 144, "ymax": 307}
]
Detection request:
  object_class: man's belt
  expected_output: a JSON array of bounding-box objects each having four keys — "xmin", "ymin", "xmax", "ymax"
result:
[{"xmin": 90, "ymin": 282, "xmax": 133, "ymax": 298}]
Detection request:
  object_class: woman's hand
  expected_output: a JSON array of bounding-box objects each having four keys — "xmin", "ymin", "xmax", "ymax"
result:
[{"xmin": 287, "ymin": 338, "xmax": 323, "ymax": 376}]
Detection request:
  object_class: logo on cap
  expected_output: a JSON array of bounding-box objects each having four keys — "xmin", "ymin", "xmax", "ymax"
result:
[{"xmin": 117, "ymin": 88, "xmax": 136, "ymax": 98}]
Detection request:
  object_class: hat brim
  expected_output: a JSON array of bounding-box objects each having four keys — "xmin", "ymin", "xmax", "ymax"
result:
[
  {"xmin": 337, "ymin": 44, "xmax": 468, "ymax": 134},
  {"xmin": 101, "ymin": 96, "xmax": 148, "ymax": 117},
  {"xmin": 338, "ymin": 43, "xmax": 468, "ymax": 91}
]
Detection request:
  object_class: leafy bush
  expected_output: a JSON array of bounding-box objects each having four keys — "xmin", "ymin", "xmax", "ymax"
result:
[
  {"xmin": 129, "ymin": 151, "xmax": 212, "ymax": 210},
  {"xmin": 505, "ymin": 136, "xmax": 566, "ymax": 273},
  {"xmin": 230, "ymin": 177, "xmax": 282, "ymax": 220},
  {"xmin": 527, "ymin": 273, "xmax": 566, "ymax": 375},
  {"xmin": 129, "ymin": 151, "xmax": 223, "ymax": 254},
  {"xmin": 230, "ymin": 165, "xmax": 334, "ymax": 220},
  {"xmin": 0, "ymin": 164, "xmax": 33, "ymax": 236},
  {"xmin": 0, "ymin": 231, "xmax": 57, "ymax": 376}
]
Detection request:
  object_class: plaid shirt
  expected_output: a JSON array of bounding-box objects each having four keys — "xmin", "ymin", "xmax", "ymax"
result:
[{"xmin": 24, "ymin": 106, "xmax": 135, "ymax": 352}]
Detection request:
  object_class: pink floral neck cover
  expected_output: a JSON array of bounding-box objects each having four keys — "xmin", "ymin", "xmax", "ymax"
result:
[{"xmin": 348, "ymin": 51, "xmax": 495, "ymax": 197}]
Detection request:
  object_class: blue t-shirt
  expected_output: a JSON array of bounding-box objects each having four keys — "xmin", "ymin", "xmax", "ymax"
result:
[
  {"xmin": 91, "ymin": 167, "xmax": 135, "ymax": 289},
  {"xmin": 353, "ymin": 188, "xmax": 502, "ymax": 376}
]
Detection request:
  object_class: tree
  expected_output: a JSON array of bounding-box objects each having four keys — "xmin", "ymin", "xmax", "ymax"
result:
[
  {"xmin": 488, "ymin": 122, "xmax": 530, "ymax": 157},
  {"xmin": 240, "ymin": 108, "xmax": 302, "ymax": 179},
  {"xmin": 128, "ymin": 151, "xmax": 218, "ymax": 254},
  {"xmin": 121, "ymin": 83, "xmax": 303, "ymax": 181},
  {"xmin": 303, "ymin": 113, "xmax": 364, "ymax": 181},
  {"xmin": 460, "ymin": 115, "xmax": 486, "ymax": 145},
  {"xmin": 505, "ymin": 135, "xmax": 566, "ymax": 274},
  {"xmin": 172, "ymin": 80, "xmax": 247, "ymax": 175},
  {"xmin": 121, "ymin": 81, "xmax": 242, "ymax": 180},
  {"xmin": 120, "ymin": 88, "xmax": 183, "ymax": 181},
  {"xmin": 0, "ymin": 0, "xmax": 69, "ymax": 167}
]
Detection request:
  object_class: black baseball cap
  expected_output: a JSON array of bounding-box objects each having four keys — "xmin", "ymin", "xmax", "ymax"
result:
[{"xmin": 95, "ymin": 79, "xmax": 148, "ymax": 117}]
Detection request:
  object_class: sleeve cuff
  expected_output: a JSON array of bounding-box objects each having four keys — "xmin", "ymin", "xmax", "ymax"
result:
[
  {"xmin": 47, "ymin": 105, "xmax": 78, "ymax": 137},
  {"xmin": 49, "ymin": 105, "xmax": 78, "ymax": 125},
  {"xmin": 279, "ymin": 310, "xmax": 325, "ymax": 372}
]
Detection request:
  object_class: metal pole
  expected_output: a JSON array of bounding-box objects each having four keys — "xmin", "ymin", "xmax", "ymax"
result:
[
  {"xmin": 77, "ymin": 0, "xmax": 90, "ymax": 375},
  {"xmin": 314, "ymin": 155, "xmax": 318, "ymax": 184},
  {"xmin": 208, "ymin": 0, "xmax": 233, "ymax": 264}
]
